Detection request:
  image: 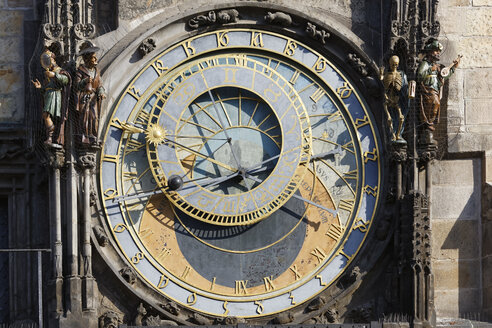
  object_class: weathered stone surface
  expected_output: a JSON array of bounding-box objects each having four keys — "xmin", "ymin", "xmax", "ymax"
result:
[
  {"xmin": 447, "ymin": 0, "xmax": 472, "ymax": 5},
  {"xmin": 0, "ymin": 94, "xmax": 23, "ymax": 122},
  {"xmin": 434, "ymin": 288, "xmax": 481, "ymax": 318},
  {"xmin": 0, "ymin": 65, "xmax": 23, "ymax": 94},
  {"xmin": 445, "ymin": 69, "xmax": 464, "ymax": 105},
  {"xmin": 473, "ymin": 0, "xmax": 492, "ymax": 6},
  {"xmin": 432, "ymin": 219, "xmax": 479, "ymax": 260},
  {"xmin": 0, "ymin": 37, "xmax": 22, "ymax": 64},
  {"xmin": 0, "ymin": 10, "xmax": 23, "ymax": 36},
  {"xmin": 448, "ymin": 132, "xmax": 492, "ymax": 153},
  {"xmin": 7, "ymin": 0, "xmax": 33, "ymax": 7},
  {"xmin": 466, "ymin": 7, "xmax": 492, "ymax": 35},
  {"xmin": 431, "ymin": 159, "xmax": 478, "ymax": 186},
  {"xmin": 465, "ymin": 99, "xmax": 492, "ymax": 124},
  {"xmin": 433, "ymin": 259, "xmax": 480, "ymax": 289},
  {"xmin": 431, "ymin": 185, "xmax": 480, "ymax": 220},
  {"xmin": 458, "ymin": 37, "xmax": 492, "ymax": 68},
  {"xmin": 483, "ymin": 256, "xmax": 492, "ymax": 288},
  {"xmin": 483, "ymin": 220, "xmax": 492, "ymax": 255},
  {"xmin": 438, "ymin": 7, "xmax": 465, "ymax": 35},
  {"xmin": 464, "ymin": 68, "xmax": 492, "ymax": 98}
]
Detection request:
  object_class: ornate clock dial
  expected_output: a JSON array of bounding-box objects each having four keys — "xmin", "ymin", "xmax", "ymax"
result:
[{"xmin": 100, "ymin": 29, "xmax": 382, "ymax": 318}]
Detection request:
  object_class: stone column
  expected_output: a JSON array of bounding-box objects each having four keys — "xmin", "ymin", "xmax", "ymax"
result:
[
  {"xmin": 48, "ymin": 147, "xmax": 65, "ymax": 315},
  {"xmin": 77, "ymin": 149, "xmax": 97, "ymax": 311}
]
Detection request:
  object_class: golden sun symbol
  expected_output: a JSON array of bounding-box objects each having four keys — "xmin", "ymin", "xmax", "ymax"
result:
[{"xmin": 145, "ymin": 125, "xmax": 167, "ymax": 146}]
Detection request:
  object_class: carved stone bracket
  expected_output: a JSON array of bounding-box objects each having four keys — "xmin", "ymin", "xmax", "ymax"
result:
[
  {"xmin": 264, "ymin": 11, "xmax": 293, "ymax": 27},
  {"xmin": 77, "ymin": 151, "xmax": 97, "ymax": 171},
  {"xmin": 417, "ymin": 141, "xmax": 437, "ymax": 165},
  {"xmin": 138, "ymin": 38, "xmax": 156, "ymax": 58},
  {"xmin": 390, "ymin": 142, "xmax": 408, "ymax": 163},
  {"xmin": 187, "ymin": 9, "xmax": 239, "ymax": 29},
  {"xmin": 119, "ymin": 266, "xmax": 137, "ymax": 285},
  {"xmin": 347, "ymin": 53, "xmax": 368, "ymax": 77},
  {"xmin": 305, "ymin": 22, "xmax": 330, "ymax": 44},
  {"xmin": 98, "ymin": 311, "xmax": 123, "ymax": 328},
  {"xmin": 47, "ymin": 147, "xmax": 65, "ymax": 169}
]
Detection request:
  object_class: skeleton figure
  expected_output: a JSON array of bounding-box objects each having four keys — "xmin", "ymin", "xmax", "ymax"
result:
[{"xmin": 382, "ymin": 55, "xmax": 409, "ymax": 142}]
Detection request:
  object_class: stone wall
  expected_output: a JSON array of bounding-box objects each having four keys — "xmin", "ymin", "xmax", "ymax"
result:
[
  {"xmin": 0, "ymin": 0, "xmax": 37, "ymax": 124},
  {"xmin": 433, "ymin": 0, "xmax": 492, "ymax": 321}
]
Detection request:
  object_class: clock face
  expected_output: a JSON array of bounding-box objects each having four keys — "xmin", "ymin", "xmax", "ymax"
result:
[{"xmin": 100, "ymin": 29, "xmax": 382, "ymax": 318}]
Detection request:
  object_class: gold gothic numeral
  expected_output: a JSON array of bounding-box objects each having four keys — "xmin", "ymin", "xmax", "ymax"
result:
[
  {"xmin": 222, "ymin": 199, "xmax": 236, "ymax": 213},
  {"xmin": 315, "ymin": 274, "xmax": 328, "ymax": 286},
  {"xmin": 311, "ymin": 247, "xmax": 327, "ymax": 263},
  {"xmin": 363, "ymin": 148, "xmax": 378, "ymax": 163},
  {"xmin": 250, "ymin": 32, "xmax": 264, "ymax": 47},
  {"xmin": 183, "ymin": 41, "xmax": 196, "ymax": 57},
  {"xmin": 343, "ymin": 169, "xmax": 358, "ymax": 180},
  {"xmin": 187, "ymin": 293, "xmax": 197, "ymax": 305},
  {"xmin": 364, "ymin": 185, "xmax": 378, "ymax": 196},
  {"xmin": 289, "ymin": 292, "xmax": 296, "ymax": 305},
  {"xmin": 131, "ymin": 252, "xmax": 144, "ymax": 264},
  {"xmin": 128, "ymin": 86, "xmax": 141, "ymax": 99},
  {"xmin": 310, "ymin": 87, "xmax": 325, "ymax": 103},
  {"xmin": 157, "ymin": 274, "xmax": 169, "ymax": 288},
  {"xmin": 336, "ymin": 82, "xmax": 353, "ymax": 99},
  {"xmin": 263, "ymin": 276, "xmax": 276, "ymax": 291},
  {"xmin": 289, "ymin": 70, "xmax": 300, "ymax": 85},
  {"xmin": 102, "ymin": 154, "xmax": 118, "ymax": 163},
  {"xmin": 157, "ymin": 248, "xmax": 171, "ymax": 262},
  {"xmin": 224, "ymin": 68, "xmax": 238, "ymax": 83},
  {"xmin": 103, "ymin": 188, "xmax": 118, "ymax": 200},
  {"xmin": 353, "ymin": 217, "xmax": 370, "ymax": 232},
  {"xmin": 235, "ymin": 280, "xmax": 248, "ymax": 295},
  {"xmin": 126, "ymin": 139, "xmax": 144, "ymax": 154},
  {"xmin": 290, "ymin": 265, "xmax": 301, "ymax": 281},
  {"xmin": 217, "ymin": 31, "xmax": 229, "ymax": 47},
  {"xmin": 223, "ymin": 301, "xmax": 229, "ymax": 315},
  {"xmin": 135, "ymin": 110, "xmax": 151, "ymax": 126},
  {"xmin": 151, "ymin": 60, "xmax": 168, "ymax": 75},
  {"xmin": 123, "ymin": 171, "xmax": 138, "ymax": 181},
  {"xmin": 339, "ymin": 198, "xmax": 355, "ymax": 212},
  {"xmin": 113, "ymin": 223, "xmax": 127, "ymax": 233},
  {"xmin": 210, "ymin": 277, "xmax": 217, "ymax": 291},
  {"xmin": 313, "ymin": 57, "xmax": 327, "ymax": 73},
  {"xmin": 284, "ymin": 40, "xmax": 297, "ymax": 56},
  {"xmin": 355, "ymin": 115, "xmax": 370, "ymax": 129},
  {"xmin": 181, "ymin": 266, "xmax": 191, "ymax": 280},
  {"xmin": 234, "ymin": 54, "xmax": 248, "ymax": 67},
  {"xmin": 326, "ymin": 223, "xmax": 344, "ymax": 241},
  {"xmin": 255, "ymin": 301, "xmax": 264, "ymax": 314}
]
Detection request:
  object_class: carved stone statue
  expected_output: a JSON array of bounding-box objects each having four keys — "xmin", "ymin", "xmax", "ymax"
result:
[
  {"xmin": 264, "ymin": 11, "xmax": 292, "ymax": 26},
  {"xmin": 382, "ymin": 55, "xmax": 409, "ymax": 143},
  {"xmin": 32, "ymin": 49, "xmax": 70, "ymax": 145},
  {"xmin": 417, "ymin": 39, "xmax": 460, "ymax": 133},
  {"xmin": 75, "ymin": 42, "xmax": 106, "ymax": 145}
]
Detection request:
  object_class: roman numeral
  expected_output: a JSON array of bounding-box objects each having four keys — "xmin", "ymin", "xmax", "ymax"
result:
[
  {"xmin": 311, "ymin": 247, "xmax": 327, "ymax": 263},
  {"xmin": 235, "ymin": 280, "xmax": 248, "ymax": 295},
  {"xmin": 326, "ymin": 223, "xmax": 344, "ymax": 241},
  {"xmin": 263, "ymin": 276, "xmax": 275, "ymax": 291},
  {"xmin": 310, "ymin": 87, "xmax": 325, "ymax": 103},
  {"xmin": 289, "ymin": 70, "xmax": 300, "ymax": 85},
  {"xmin": 290, "ymin": 265, "xmax": 301, "ymax": 280},
  {"xmin": 339, "ymin": 198, "xmax": 355, "ymax": 212}
]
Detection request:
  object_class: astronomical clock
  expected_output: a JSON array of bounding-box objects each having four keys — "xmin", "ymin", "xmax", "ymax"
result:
[{"xmin": 97, "ymin": 19, "xmax": 383, "ymax": 322}]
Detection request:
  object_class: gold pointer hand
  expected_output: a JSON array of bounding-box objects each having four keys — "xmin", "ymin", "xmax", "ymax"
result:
[{"xmin": 164, "ymin": 138, "xmax": 238, "ymax": 173}]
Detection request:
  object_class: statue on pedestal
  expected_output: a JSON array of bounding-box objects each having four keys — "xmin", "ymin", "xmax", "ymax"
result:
[
  {"xmin": 417, "ymin": 39, "xmax": 461, "ymax": 135},
  {"xmin": 382, "ymin": 55, "xmax": 409, "ymax": 143},
  {"xmin": 74, "ymin": 42, "xmax": 106, "ymax": 145},
  {"xmin": 31, "ymin": 49, "xmax": 71, "ymax": 146}
]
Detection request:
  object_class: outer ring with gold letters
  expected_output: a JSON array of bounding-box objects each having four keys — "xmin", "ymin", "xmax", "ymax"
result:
[{"xmin": 99, "ymin": 28, "xmax": 382, "ymax": 318}]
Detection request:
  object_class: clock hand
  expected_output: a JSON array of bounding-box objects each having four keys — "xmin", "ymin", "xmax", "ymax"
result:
[
  {"xmin": 111, "ymin": 172, "xmax": 241, "ymax": 202},
  {"xmin": 206, "ymin": 89, "xmax": 242, "ymax": 170},
  {"xmin": 244, "ymin": 173, "xmax": 338, "ymax": 217},
  {"xmin": 163, "ymin": 138, "xmax": 237, "ymax": 173}
]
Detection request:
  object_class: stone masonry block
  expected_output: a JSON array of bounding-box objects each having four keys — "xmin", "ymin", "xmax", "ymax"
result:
[
  {"xmin": 473, "ymin": 0, "xmax": 492, "ymax": 6},
  {"xmin": 432, "ymin": 219, "xmax": 479, "ymax": 260},
  {"xmin": 465, "ymin": 99, "xmax": 492, "ymax": 124},
  {"xmin": 7, "ymin": 0, "xmax": 34, "ymax": 8},
  {"xmin": 0, "ymin": 65, "xmax": 23, "ymax": 94},
  {"xmin": 465, "ymin": 68, "xmax": 492, "ymax": 98},
  {"xmin": 438, "ymin": 7, "xmax": 465, "ymax": 35},
  {"xmin": 0, "ymin": 94, "xmax": 23, "ymax": 122},
  {"xmin": 483, "ymin": 220, "xmax": 492, "ymax": 255},
  {"xmin": 483, "ymin": 256, "xmax": 492, "ymax": 288},
  {"xmin": 0, "ymin": 10, "xmax": 23, "ymax": 36},
  {"xmin": 431, "ymin": 159, "xmax": 479, "ymax": 185},
  {"xmin": 466, "ymin": 8, "xmax": 492, "ymax": 35},
  {"xmin": 458, "ymin": 37, "xmax": 492, "ymax": 68},
  {"xmin": 434, "ymin": 288, "xmax": 481, "ymax": 318},
  {"xmin": 434, "ymin": 259, "xmax": 480, "ymax": 289},
  {"xmin": 0, "ymin": 37, "xmax": 22, "ymax": 64},
  {"xmin": 445, "ymin": 68, "xmax": 464, "ymax": 105},
  {"xmin": 431, "ymin": 185, "xmax": 480, "ymax": 220}
]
